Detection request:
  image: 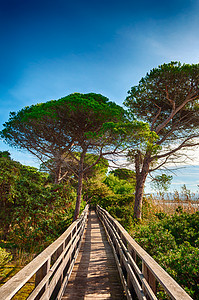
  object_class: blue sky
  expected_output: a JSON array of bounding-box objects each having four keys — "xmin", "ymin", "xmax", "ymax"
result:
[{"xmin": 1, "ymin": 0, "xmax": 199, "ymax": 191}]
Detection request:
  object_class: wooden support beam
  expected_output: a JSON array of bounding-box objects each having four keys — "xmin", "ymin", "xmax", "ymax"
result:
[{"xmin": 96, "ymin": 205, "xmax": 193, "ymax": 300}]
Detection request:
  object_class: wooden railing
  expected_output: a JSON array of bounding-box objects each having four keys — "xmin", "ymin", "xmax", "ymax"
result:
[
  {"xmin": 96, "ymin": 205, "xmax": 193, "ymax": 300},
  {"xmin": 0, "ymin": 205, "xmax": 89, "ymax": 300}
]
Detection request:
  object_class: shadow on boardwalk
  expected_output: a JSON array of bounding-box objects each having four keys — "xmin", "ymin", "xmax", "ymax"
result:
[{"xmin": 62, "ymin": 210, "xmax": 126, "ymax": 299}]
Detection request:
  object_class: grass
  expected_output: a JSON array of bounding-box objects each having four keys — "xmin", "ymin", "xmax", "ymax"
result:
[
  {"xmin": 146, "ymin": 194, "xmax": 199, "ymax": 215},
  {"xmin": 0, "ymin": 249, "xmax": 36, "ymax": 299},
  {"xmin": 0, "ymin": 265, "xmax": 35, "ymax": 300}
]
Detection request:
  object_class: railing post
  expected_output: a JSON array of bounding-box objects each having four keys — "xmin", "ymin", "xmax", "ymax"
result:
[
  {"xmin": 57, "ymin": 243, "xmax": 64, "ymax": 290},
  {"xmin": 35, "ymin": 258, "xmax": 50, "ymax": 300},
  {"xmin": 66, "ymin": 232, "xmax": 72, "ymax": 272},
  {"xmin": 127, "ymin": 244, "xmax": 137, "ymax": 298},
  {"xmin": 0, "ymin": 205, "xmax": 89, "ymax": 300},
  {"xmin": 93, "ymin": 206, "xmax": 193, "ymax": 300},
  {"xmin": 142, "ymin": 262, "xmax": 156, "ymax": 299},
  {"xmin": 128, "ymin": 244, "xmax": 137, "ymax": 263}
]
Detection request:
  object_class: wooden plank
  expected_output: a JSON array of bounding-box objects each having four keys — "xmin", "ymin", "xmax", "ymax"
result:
[
  {"xmin": 62, "ymin": 210, "xmax": 126, "ymax": 300},
  {"xmin": 27, "ymin": 231, "xmax": 81, "ymax": 300},
  {"xmin": 100, "ymin": 212, "xmax": 156, "ymax": 300},
  {"xmin": 100, "ymin": 210, "xmax": 146, "ymax": 300},
  {"xmin": 97, "ymin": 206, "xmax": 193, "ymax": 300},
  {"xmin": 100, "ymin": 215, "xmax": 132, "ymax": 300},
  {"xmin": 0, "ymin": 205, "xmax": 89, "ymax": 300}
]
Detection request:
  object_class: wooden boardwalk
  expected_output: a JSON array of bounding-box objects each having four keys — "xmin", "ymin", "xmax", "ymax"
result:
[{"xmin": 62, "ymin": 210, "xmax": 126, "ymax": 299}]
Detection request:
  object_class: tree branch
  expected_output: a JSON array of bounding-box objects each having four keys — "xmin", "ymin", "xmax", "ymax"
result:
[
  {"xmin": 150, "ymin": 104, "xmax": 161, "ymax": 131},
  {"xmin": 155, "ymin": 93, "xmax": 199, "ymax": 134},
  {"xmin": 154, "ymin": 136, "xmax": 199, "ymax": 160},
  {"xmin": 149, "ymin": 155, "xmax": 170, "ymax": 172}
]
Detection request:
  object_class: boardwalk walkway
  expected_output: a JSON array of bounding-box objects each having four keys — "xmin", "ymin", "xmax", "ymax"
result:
[{"xmin": 62, "ymin": 210, "xmax": 126, "ymax": 299}]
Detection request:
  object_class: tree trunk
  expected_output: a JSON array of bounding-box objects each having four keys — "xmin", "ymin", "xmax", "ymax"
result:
[
  {"xmin": 134, "ymin": 153, "xmax": 151, "ymax": 220},
  {"xmin": 73, "ymin": 150, "xmax": 86, "ymax": 221},
  {"xmin": 54, "ymin": 163, "xmax": 62, "ymax": 184},
  {"xmin": 134, "ymin": 174, "xmax": 148, "ymax": 219}
]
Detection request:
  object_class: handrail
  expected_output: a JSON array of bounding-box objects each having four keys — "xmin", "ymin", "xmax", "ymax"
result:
[
  {"xmin": 0, "ymin": 205, "xmax": 89, "ymax": 300},
  {"xmin": 96, "ymin": 205, "xmax": 193, "ymax": 300}
]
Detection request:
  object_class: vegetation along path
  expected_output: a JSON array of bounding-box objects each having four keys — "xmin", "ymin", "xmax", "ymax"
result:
[{"xmin": 62, "ymin": 209, "xmax": 126, "ymax": 299}]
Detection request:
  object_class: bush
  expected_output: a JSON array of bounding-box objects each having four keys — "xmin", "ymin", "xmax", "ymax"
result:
[
  {"xmin": 7, "ymin": 183, "xmax": 75, "ymax": 252},
  {"xmin": 158, "ymin": 242, "xmax": 199, "ymax": 298},
  {"xmin": 132, "ymin": 223, "xmax": 177, "ymax": 259},
  {"xmin": 131, "ymin": 211, "xmax": 199, "ymax": 299},
  {"xmin": 0, "ymin": 156, "xmax": 76, "ymax": 252},
  {"xmin": 161, "ymin": 211, "xmax": 199, "ymax": 247},
  {"xmin": 98, "ymin": 194, "xmax": 135, "ymax": 228}
]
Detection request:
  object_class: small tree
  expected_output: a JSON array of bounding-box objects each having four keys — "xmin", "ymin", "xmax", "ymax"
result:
[
  {"xmin": 0, "ymin": 150, "xmax": 11, "ymax": 159},
  {"xmin": 181, "ymin": 184, "xmax": 191, "ymax": 201},
  {"xmin": 125, "ymin": 62, "xmax": 199, "ymax": 219},
  {"xmin": 151, "ymin": 173, "xmax": 173, "ymax": 197}
]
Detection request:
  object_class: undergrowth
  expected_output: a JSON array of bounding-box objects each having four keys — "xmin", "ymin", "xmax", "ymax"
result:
[{"xmin": 130, "ymin": 209, "xmax": 199, "ymax": 299}]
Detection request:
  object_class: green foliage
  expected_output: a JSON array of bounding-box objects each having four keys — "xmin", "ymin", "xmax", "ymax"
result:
[
  {"xmin": 83, "ymin": 177, "xmax": 112, "ymax": 203},
  {"xmin": 0, "ymin": 93, "xmax": 127, "ymax": 154},
  {"xmin": 91, "ymin": 169, "xmax": 136, "ymax": 228},
  {"xmin": 8, "ymin": 183, "xmax": 75, "ymax": 252},
  {"xmin": 104, "ymin": 173, "xmax": 135, "ymax": 195},
  {"xmin": 40, "ymin": 153, "xmax": 109, "ymax": 184},
  {"xmin": 98, "ymin": 194, "xmax": 135, "ymax": 228},
  {"xmin": 124, "ymin": 62, "xmax": 199, "ymax": 220},
  {"xmin": 85, "ymin": 166, "xmax": 155, "ymax": 228},
  {"xmin": 160, "ymin": 212, "xmax": 199, "ymax": 247},
  {"xmin": 0, "ymin": 151, "xmax": 11, "ymax": 159},
  {"xmin": 132, "ymin": 223, "xmax": 177, "ymax": 259},
  {"xmin": 1, "ymin": 93, "xmax": 135, "ymax": 219},
  {"xmin": 158, "ymin": 242, "xmax": 199, "ymax": 298},
  {"xmin": 81, "ymin": 154, "xmax": 109, "ymax": 180},
  {"xmin": 131, "ymin": 211, "xmax": 199, "ymax": 299},
  {"xmin": 151, "ymin": 173, "xmax": 173, "ymax": 192},
  {"xmin": 0, "ymin": 155, "xmax": 76, "ymax": 252},
  {"xmin": 83, "ymin": 167, "xmax": 137, "ymax": 228},
  {"xmin": 125, "ymin": 62, "xmax": 199, "ymax": 133},
  {"xmin": 110, "ymin": 168, "xmax": 136, "ymax": 183},
  {"xmin": 125, "ymin": 61, "xmax": 199, "ymax": 160}
]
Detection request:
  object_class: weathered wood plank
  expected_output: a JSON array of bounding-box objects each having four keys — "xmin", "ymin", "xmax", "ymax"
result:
[
  {"xmin": 62, "ymin": 210, "xmax": 126, "ymax": 300},
  {"xmin": 0, "ymin": 205, "xmax": 89, "ymax": 300},
  {"xmin": 97, "ymin": 205, "xmax": 193, "ymax": 300}
]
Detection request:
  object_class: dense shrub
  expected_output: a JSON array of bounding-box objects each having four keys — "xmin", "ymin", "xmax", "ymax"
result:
[
  {"xmin": 160, "ymin": 212, "xmax": 199, "ymax": 247},
  {"xmin": 131, "ymin": 210, "xmax": 199, "ymax": 299},
  {"xmin": 132, "ymin": 223, "xmax": 177, "ymax": 259},
  {"xmin": 85, "ymin": 169, "xmax": 137, "ymax": 228},
  {"xmin": 158, "ymin": 241, "xmax": 199, "ymax": 298},
  {"xmin": 100, "ymin": 194, "xmax": 134, "ymax": 228},
  {"xmin": 0, "ymin": 155, "xmax": 76, "ymax": 252}
]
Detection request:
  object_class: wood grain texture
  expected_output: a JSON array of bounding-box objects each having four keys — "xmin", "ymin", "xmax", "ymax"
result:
[{"xmin": 62, "ymin": 210, "xmax": 126, "ymax": 300}]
